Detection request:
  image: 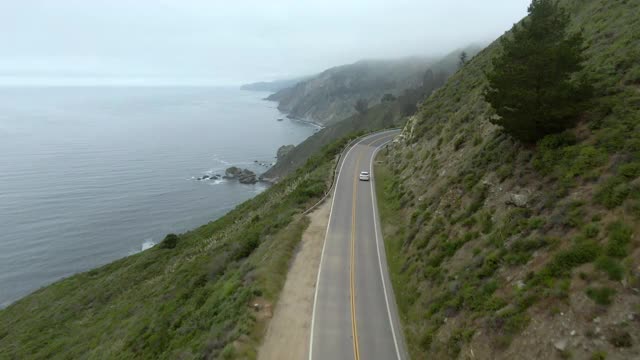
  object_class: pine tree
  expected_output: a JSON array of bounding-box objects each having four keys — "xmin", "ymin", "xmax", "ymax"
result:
[
  {"xmin": 484, "ymin": 0, "xmax": 591, "ymax": 143},
  {"xmin": 459, "ymin": 51, "xmax": 468, "ymax": 68},
  {"xmin": 354, "ymin": 98, "xmax": 368, "ymax": 115}
]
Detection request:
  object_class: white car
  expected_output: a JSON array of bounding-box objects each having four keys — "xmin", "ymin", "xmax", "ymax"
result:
[{"xmin": 359, "ymin": 171, "xmax": 370, "ymax": 181}]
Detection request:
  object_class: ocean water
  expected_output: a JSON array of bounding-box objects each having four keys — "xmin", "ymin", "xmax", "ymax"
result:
[{"xmin": 0, "ymin": 86, "xmax": 316, "ymax": 308}]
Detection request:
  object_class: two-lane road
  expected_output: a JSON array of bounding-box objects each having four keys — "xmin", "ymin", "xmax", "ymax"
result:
[{"xmin": 310, "ymin": 131, "xmax": 408, "ymax": 360}]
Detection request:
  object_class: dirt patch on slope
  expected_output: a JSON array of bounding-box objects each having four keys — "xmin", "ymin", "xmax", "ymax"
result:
[{"xmin": 257, "ymin": 201, "xmax": 331, "ymax": 360}]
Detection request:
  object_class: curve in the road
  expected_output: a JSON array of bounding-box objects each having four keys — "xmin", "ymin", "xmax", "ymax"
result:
[{"xmin": 309, "ymin": 130, "xmax": 407, "ymax": 360}]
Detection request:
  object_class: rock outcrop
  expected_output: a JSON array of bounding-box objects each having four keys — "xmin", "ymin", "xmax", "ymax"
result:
[
  {"xmin": 505, "ymin": 191, "xmax": 532, "ymax": 208},
  {"xmin": 276, "ymin": 145, "xmax": 295, "ymax": 163},
  {"xmin": 225, "ymin": 167, "xmax": 258, "ymax": 184},
  {"xmin": 196, "ymin": 174, "xmax": 222, "ymax": 181}
]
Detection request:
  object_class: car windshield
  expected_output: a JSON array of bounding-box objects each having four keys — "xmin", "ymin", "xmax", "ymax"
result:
[{"xmin": 361, "ymin": 172, "xmax": 368, "ymax": 175}]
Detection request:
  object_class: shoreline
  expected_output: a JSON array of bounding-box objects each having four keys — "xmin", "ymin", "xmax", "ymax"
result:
[
  {"xmin": 257, "ymin": 90, "xmax": 325, "ymax": 129},
  {"xmin": 285, "ymin": 114, "xmax": 325, "ymax": 129},
  {"xmin": 0, "ymin": 87, "xmax": 317, "ymax": 309}
]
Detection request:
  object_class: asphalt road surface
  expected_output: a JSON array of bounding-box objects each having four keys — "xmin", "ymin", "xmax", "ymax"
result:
[{"xmin": 309, "ymin": 130, "xmax": 408, "ymax": 360}]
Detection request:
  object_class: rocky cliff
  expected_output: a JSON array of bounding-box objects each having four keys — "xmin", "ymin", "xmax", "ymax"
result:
[
  {"xmin": 263, "ymin": 47, "xmax": 483, "ymax": 181},
  {"xmin": 266, "ymin": 57, "xmax": 432, "ymax": 125}
]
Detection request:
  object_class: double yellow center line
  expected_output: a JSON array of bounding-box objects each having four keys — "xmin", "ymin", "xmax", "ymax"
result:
[
  {"xmin": 350, "ymin": 137, "xmax": 391, "ymax": 360},
  {"xmin": 350, "ymin": 154, "xmax": 362, "ymax": 360}
]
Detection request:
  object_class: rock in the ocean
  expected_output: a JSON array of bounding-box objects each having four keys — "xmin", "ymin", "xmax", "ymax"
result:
[
  {"xmin": 238, "ymin": 169, "xmax": 258, "ymax": 184},
  {"xmin": 224, "ymin": 167, "xmax": 257, "ymax": 184},
  {"xmin": 225, "ymin": 166, "xmax": 242, "ymax": 179}
]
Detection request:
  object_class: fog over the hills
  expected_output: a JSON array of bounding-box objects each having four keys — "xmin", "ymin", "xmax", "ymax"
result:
[{"xmin": 0, "ymin": 0, "xmax": 530, "ymax": 85}]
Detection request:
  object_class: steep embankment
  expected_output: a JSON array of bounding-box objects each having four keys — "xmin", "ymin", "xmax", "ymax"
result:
[
  {"xmin": 267, "ymin": 57, "xmax": 432, "ymax": 125},
  {"xmin": 264, "ymin": 47, "xmax": 482, "ymax": 181},
  {"xmin": 263, "ymin": 87, "xmax": 423, "ymax": 181},
  {"xmin": 0, "ymin": 135, "xmax": 359, "ymax": 359},
  {"xmin": 376, "ymin": 0, "xmax": 639, "ymax": 359}
]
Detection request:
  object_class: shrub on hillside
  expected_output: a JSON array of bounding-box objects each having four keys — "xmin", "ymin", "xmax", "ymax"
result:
[
  {"xmin": 606, "ymin": 221, "xmax": 632, "ymax": 258},
  {"xmin": 160, "ymin": 233, "xmax": 179, "ymax": 249},
  {"xmin": 595, "ymin": 256, "xmax": 624, "ymax": 281},
  {"xmin": 484, "ymin": 0, "xmax": 592, "ymax": 143},
  {"xmin": 595, "ymin": 176, "xmax": 632, "ymax": 208},
  {"xmin": 586, "ymin": 286, "xmax": 616, "ymax": 306},
  {"xmin": 354, "ymin": 98, "xmax": 368, "ymax": 115}
]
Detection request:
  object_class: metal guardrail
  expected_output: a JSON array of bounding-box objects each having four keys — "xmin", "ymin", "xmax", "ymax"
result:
[{"xmin": 302, "ymin": 128, "xmax": 399, "ymax": 216}]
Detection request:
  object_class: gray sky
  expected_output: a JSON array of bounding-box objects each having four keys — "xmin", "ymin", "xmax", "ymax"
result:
[{"xmin": 0, "ymin": 0, "xmax": 531, "ymax": 85}]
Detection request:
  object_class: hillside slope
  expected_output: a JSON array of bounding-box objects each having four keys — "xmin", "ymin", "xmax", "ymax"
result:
[
  {"xmin": 262, "ymin": 87, "xmax": 423, "ymax": 181},
  {"xmin": 266, "ymin": 57, "xmax": 432, "ymax": 125},
  {"xmin": 0, "ymin": 135, "xmax": 359, "ymax": 359},
  {"xmin": 376, "ymin": 0, "xmax": 640, "ymax": 359},
  {"xmin": 263, "ymin": 47, "xmax": 482, "ymax": 181},
  {"xmin": 268, "ymin": 47, "xmax": 482, "ymax": 126}
]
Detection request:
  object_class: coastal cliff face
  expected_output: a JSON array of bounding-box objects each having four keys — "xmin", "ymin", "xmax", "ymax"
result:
[
  {"xmin": 266, "ymin": 57, "xmax": 431, "ymax": 125},
  {"xmin": 262, "ymin": 46, "xmax": 484, "ymax": 181},
  {"xmin": 265, "ymin": 47, "xmax": 483, "ymax": 127}
]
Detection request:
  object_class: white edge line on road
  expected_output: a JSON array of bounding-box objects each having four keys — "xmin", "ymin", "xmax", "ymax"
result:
[
  {"xmin": 308, "ymin": 132, "xmax": 392, "ymax": 360},
  {"xmin": 370, "ymin": 139, "xmax": 403, "ymax": 360}
]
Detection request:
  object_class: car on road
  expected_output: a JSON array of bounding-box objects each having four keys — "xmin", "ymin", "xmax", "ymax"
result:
[{"xmin": 359, "ymin": 171, "xmax": 370, "ymax": 181}]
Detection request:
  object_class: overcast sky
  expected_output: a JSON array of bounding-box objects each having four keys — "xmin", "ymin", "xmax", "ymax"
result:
[{"xmin": 0, "ymin": 0, "xmax": 531, "ymax": 85}]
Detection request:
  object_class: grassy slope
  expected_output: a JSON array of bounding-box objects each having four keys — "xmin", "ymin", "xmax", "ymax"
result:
[
  {"xmin": 376, "ymin": 0, "xmax": 640, "ymax": 358},
  {"xmin": 0, "ymin": 135, "xmax": 360, "ymax": 359}
]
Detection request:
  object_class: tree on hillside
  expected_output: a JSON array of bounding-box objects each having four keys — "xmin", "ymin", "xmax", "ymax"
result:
[
  {"xmin": 459, "ymin": 51, "xmax": 468, "ymax": 68},
  {"xmin": 354, "ymin": 98, "xmax": 368, "ymax": 115},
  {"xmin": 484, "ymin": 0, "xmax": 592, "ymax": 143},
  {"xmin": 381, "ymin": 93, "xmax": 397, "ymax": 102},
  {"xmin": 423, "ymin": 69, "xmax": 450, "ymax": 98},
  {"xmin": 160, "ymin": 233, "xmax": 179, "ymax": 249}
]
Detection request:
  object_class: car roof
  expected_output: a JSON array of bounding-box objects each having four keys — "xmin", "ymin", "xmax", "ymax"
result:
[{"xmin": 360, "ymin": 171, "xmax": 369, "ymax": 174}]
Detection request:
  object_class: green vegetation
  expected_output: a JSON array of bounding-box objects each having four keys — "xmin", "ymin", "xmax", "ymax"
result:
[
  {"xmin": 605, "ymin": 221, "xmax": 632, "ymax": 258},
  {"xmin": 354, "ymin": 98, "xmax": 369, "ymax": 115},
  {"xmin": 595, "ymin": 256, "xmax": 624, "ymax": 281},
  {"xmin": 3, "ymin": 0, "xmax": 639, "ymax": 358},
  {"xmin": 458, "ymin": 51, "xmax": 468, "ymax": 68},
  {"xmin": 263, "ymin": 47, "xmax": 483, "ymax": 181},
  {"xmin": 586, "ymin": 286, "xmax": 616, "ymax": 306},
  {"xmin": 0, "ymin": 134, "xmax": 354, "ymax": 359},
  {"xmin": 262, "ymin": 89, "xmax": 419, "ymax": 180},
  {"xmin": 485, "ymin": 0, "xmax": 592, "ymax": 143},
  {"xmin": 377, "ymin": 0, "xmax": 640, "ymax": 357},
  {"xmin": 159, "ymin": 233, "xmax": 179, "ymax": 249}
]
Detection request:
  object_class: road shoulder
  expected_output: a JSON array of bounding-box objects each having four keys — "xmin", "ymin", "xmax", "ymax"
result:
[{"xmin": 257, "ymin": 201, "xmax": 331, "ymax": 360}]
